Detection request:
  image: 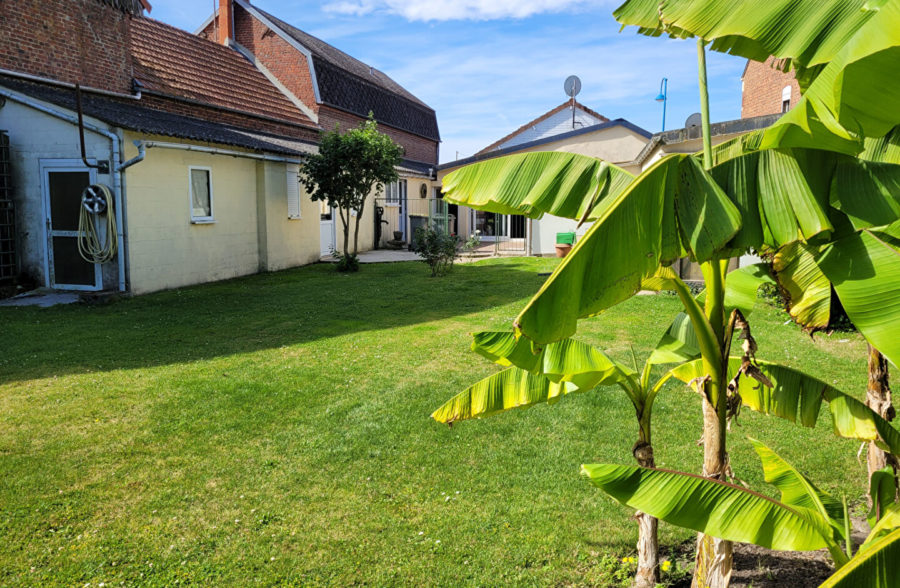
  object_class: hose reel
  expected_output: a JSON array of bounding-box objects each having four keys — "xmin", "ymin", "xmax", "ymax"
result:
[{"xmin": 78, "ymin": 183, "xmax": 117, "ymax": 264}]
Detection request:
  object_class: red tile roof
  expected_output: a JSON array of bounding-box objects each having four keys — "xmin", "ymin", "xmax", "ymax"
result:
[
  {"xmin": 130, "ymin": 17, "xmax": 314, "ymax": 128},
  {"xmin": 475, "ymin": 101, "xmax": 609, "ymax": 155}
]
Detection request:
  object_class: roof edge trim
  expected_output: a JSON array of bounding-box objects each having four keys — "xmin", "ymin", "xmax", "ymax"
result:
[{"xmin": 234, "ymin": 0, "xmax": 322, "ymax": 104}]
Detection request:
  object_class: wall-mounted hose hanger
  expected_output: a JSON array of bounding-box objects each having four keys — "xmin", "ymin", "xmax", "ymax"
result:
[{"xmin": 78, "ymin": 184, "xmax": 117, "ymax": 264}]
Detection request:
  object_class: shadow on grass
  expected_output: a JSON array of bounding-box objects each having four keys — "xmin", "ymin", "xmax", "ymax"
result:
[{"xmin": 1, "ymin": 259, "xmax": 553, "ymax": 384}]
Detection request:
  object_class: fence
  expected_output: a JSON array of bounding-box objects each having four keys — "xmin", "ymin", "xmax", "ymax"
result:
[{"xmin": 373, "ymin": 197, "xmax": 455, "ymax": 250}]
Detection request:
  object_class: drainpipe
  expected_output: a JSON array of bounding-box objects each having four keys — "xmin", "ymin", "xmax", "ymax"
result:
[{"xmin": 0, "ymin": 87, "xmax": 133, "ymax": 292}]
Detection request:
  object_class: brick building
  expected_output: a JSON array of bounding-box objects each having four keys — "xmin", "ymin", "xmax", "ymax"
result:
[
  {"xmin": 741, "ymin": 57, "xmax": 801, "ymax": 118},
  {"xmin": 196, "ymin": 0, "xmax": 440, "ymax": 168},
  {"xmin": 0, "ymin": 0, "xmax": 440, "ymax": 295}
]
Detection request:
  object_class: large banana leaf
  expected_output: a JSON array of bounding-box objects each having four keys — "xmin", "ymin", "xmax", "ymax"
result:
[
  {"xmin": 773, "ymin": 242, "xmax": 832, "ymax": 329},
  {"xmin": 441, "ymin": 151, "xmax": 633, "ymax": 221},
  {"xmin": 431, "ymin": 367, "xmax": 577, "ymax": 424},
  {"xmin": 509, "ymin": 154, "xmax": 740, "ymax": 343},
  {"xmin": 750, "ymin": 438, "xmax": 846, "ymax": 546},
  {"xmin": 612, "ymin": 0, "xmax": 880, "ymax": 75},
  {"xmin": 666, "ymin": 358, "xmax": 900, "ymax": 455},
  {"xmin": 580, "ymin": 463, "xmax": 831, "ymax": 551},
  {"xmin": 819, "ymin": 527, "xmax": 900, "ymax": 588},
  {"xmin": 469, "ymin": 331, "xmax": 636, "ymax": 393},
  {"xmin": 615, "ymin": 0, "xmax": 900, "ymax": 154},
  {"xmin": 817, "ymin": 227, "xmax": 900, "ymax": 366},
  {"xmin": 504, "ymin": 147, "xmax": 900, "ymax": 345}
]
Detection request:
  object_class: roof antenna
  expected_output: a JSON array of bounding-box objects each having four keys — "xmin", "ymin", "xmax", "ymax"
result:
[{"xmin": 564, "ymin": 75, "xmax": 581, "ymax": 130}]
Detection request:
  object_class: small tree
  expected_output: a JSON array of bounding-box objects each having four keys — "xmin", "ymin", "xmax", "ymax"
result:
[{"xmin": 300, "ymin": 114, "xmax": 403, "ymax": 270}]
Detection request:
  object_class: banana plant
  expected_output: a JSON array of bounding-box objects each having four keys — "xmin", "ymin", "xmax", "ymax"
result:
[
  {"xmin": 581, "ymin": 440, "xmax": 900, "ymax": 587},
  {"xmin": 437, "ymin": 2, "xmax": 900, "ymax": 584},
  {"xmin": 432, "ymin": 263, "xmax": 774, "ymax": 587}
]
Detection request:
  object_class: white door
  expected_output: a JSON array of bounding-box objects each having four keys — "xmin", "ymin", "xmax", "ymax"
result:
[
  {"xmin": 40, "ymin": 160, "xmax": 101, "ymax": 290},
  {"xmin": 319, "ymin": 200, "xmax": 336, "ymax": 256}
]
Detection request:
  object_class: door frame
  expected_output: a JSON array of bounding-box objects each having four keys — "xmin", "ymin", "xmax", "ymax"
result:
[
  {"xmin": 40, "ymin": 159, "xmax": 101, "ymax": 291},
  {"xmin": 320, "ymin": 203, "xmax": 336, "ymax": 256}
]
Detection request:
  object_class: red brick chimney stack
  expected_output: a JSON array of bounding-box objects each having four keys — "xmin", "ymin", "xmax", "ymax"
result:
[{"xmin": 217, "ymin": 0, "xmax": 234, "ymax": 45}]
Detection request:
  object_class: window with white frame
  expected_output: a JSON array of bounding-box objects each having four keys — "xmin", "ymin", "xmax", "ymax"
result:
[
  {"xmin": 189, "ymin": 167, "xmax": 214, "ymax": 222},
  {"xmin": 384, "ymin": 179, "xmax": 407, "ymax": 206},
  {"xmin": 287, "ymin": 164, "xmax": 301, "ymax": 219},
  {"xmin": 781, "ymin": 85, "xmax": 792, "ymax": 113}
]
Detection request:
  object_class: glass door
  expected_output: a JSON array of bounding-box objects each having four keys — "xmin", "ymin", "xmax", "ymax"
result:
[{"xmin": 41, "ymin": 162, "xmax": 100, "ymax": 290}]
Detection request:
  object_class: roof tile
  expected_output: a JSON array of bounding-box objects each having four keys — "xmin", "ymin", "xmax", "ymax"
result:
[{"xmin": 130, "ymin": 18, "xmax": 314, "ymax": 127}]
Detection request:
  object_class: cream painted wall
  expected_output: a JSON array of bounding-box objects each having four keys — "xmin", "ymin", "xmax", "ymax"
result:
[
  {"xmin": 123, "ymin": 133, "xmax": 263, "ymax": 294},
  {"xmin": 515, "ymin": 125, "xmax": 648, "ymax": 165},
  {"xmin": 255, "ymin": 160, "xmax": 321, "ymax": 271}
]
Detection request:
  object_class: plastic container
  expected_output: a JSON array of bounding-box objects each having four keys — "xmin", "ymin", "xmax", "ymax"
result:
[{"xmin": 556, "ymin": 231, "xmax": 576, "ymax": 245}]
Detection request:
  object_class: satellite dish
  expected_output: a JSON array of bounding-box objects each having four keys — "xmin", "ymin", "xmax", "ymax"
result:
[
  {"xmin": 685, "ymin": 113, "xmax": 702, "ymax": 128},
  {"xmin": 564, "ymin": 75, "xmax": 582, "ymax": 98}
]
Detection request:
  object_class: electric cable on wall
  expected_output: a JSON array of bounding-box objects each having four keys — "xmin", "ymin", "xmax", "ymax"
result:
[{"xmin": 78, "ymin": 184, "xmax": 117, "ymax": 264}]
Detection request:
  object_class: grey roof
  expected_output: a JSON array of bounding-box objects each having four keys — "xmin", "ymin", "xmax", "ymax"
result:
[
  {"xmin": 252, "ymin": 6, "xmax": 440, "ymax": 142},
  {"xmin": 631, "ymin": 113, "xmax": 783, "ymax": 166},
  {"xmin": 397, "ymin": 159, "xmax": 435, "ymax": 178},
  {"xmin": 437, "ymin": 118, "xmax": 651, "ymax": 171},
  {"xmin": 0, "ymin": 76, "xmax": 316, "ymax": 156}
]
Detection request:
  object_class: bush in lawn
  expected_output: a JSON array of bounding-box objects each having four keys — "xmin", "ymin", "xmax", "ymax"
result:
[{"xmin": 413, "ymin": 226, "xmax": 459, "ymax": 277}]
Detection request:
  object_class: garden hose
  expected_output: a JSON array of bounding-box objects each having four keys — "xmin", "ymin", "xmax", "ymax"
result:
[{"xmin": 78, "ymin": 184, "xmax": 117, "ymax": 264}]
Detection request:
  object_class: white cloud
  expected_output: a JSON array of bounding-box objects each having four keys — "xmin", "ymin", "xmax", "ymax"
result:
[{"xmin": 323, "ymin": 0, "xmax": 599, "ymax": 21}]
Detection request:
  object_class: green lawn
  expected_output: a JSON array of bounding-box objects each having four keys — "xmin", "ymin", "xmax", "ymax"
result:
[{"xmin": 0, "ymin": 258, "xmax": 872, "ymax": 586}]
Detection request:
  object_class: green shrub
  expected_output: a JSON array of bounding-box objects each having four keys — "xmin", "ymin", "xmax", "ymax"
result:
[{"xmin": 412, "ymin": 226, "xmax": 459, "ymax": 277}]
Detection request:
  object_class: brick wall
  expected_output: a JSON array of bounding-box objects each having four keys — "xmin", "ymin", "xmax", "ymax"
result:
[
  {"xmin": 741, "ymin": 57, "xmax": 802, "ymax": 118},
  {"xmin": 199, "ymin": 4, "xmax": 439, "ymax": 165},
  {"xmin": 319, "ymin": 106, "xmax": 438, "ymax": 165},
  {"xmin": 0, "ymin": 0, "xmax": 133, "ymax": 93}
]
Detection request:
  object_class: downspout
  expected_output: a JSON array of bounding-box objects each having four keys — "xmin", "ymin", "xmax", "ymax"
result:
[{"xmin": 0, "ymin": 87, "xmax": 136, "ymax": 292}]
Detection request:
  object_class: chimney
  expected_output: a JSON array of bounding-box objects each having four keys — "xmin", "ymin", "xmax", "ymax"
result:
[{"xmin": 217, "ymin": 0, "xmax": 234, "ymax": 45}]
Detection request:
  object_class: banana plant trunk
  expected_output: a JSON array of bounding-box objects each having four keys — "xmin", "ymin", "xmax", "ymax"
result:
[
  {"xmin": 633, "ymin": 417, "xmax": 659, "ymax": 588},
  {"xmin": 866, "ymin": 344, "xmax": 898, "ymax": 498},
  {"xmin": 692, "ymin": 39, "xmax": 733, "ymax": 588}
]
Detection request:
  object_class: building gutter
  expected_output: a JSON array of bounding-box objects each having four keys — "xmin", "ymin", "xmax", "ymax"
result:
[
  {"xmin": 0, "ymin": 68, "xmax": 140, "ymax": 100},
  {"xmin": 0, "ymin": 87, "xmax": 133, "ymax": 292},
  {"xmin": 137, "ymin": 140, "xmax": 303, "ymax": 163}
]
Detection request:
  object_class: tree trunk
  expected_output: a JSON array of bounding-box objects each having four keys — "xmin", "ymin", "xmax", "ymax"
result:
[
  {"xmin": 352, "ymin": 206, "xmax": 364, "ymax": 256},
  {"xmin": 692, "ymin": 259, "xmax": 733, "ymax": 588},
  {"xmin": 633, "ymin": 436, "xmax": 659, "ymax": 588},
  {"xmin": 340, "ymin": 206, "xmax": 350, "ymax": 255},
  {"xmin": 866, "ymin": 344, "xmax": 898, "ymax": 499},
  {"xmin": 692, "ymin": 389, "xmax": 733, "ymax": 588}
]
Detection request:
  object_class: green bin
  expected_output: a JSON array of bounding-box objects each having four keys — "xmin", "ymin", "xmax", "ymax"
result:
[{"xmin": 556, "ymin": 232, "xmax": 576, "ymax": 245}]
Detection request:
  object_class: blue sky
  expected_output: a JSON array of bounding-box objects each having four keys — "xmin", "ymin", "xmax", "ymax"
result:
[{"xmin": 147, "ymin": 1, "xmax": 747, "ymax": 163}]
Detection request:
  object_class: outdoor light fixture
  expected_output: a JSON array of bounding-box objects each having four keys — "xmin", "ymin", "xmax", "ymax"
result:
[{"xmin": 655, "ymin": 77, "xmax": 668, "ymax": 132}]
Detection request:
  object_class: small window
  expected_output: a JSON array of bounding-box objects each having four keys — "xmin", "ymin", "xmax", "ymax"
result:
[
  {"xmin": 781, "ymin": 85, "xmax": 792, "ymax": 113},
  {"xmin": 384, "ymin": 179, "xmax": 407, "ymax": 206},
  {"xmin": 287, "ymin": 164, "xmax": 301, "ymax": 219},
  {"xmin": 189, "ymin": 167, "xmax": 214, "ymax": 223}
]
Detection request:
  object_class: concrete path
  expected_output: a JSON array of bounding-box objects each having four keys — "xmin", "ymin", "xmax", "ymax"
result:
[
  {"xmin": 321, "ymin": 249, "xmax": 420, "ymax": 263},
  {"xmin": 0, "ymin": 290, "xmax": 80, "ymax": 307}
]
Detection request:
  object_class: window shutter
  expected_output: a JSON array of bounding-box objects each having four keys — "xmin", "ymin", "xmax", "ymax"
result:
[{"xmin": 287, "ymin": 164, "xmax": 301, "ymax": 219}]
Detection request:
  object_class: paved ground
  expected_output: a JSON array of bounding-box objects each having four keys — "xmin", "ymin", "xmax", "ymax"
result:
[
  {"xmin": 0, "ymin": 290, "xmax": 80, "ymax": 307},
  {"xmin": 320, "ymin": 249, "xmax": 421, "ymax": 263}
]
